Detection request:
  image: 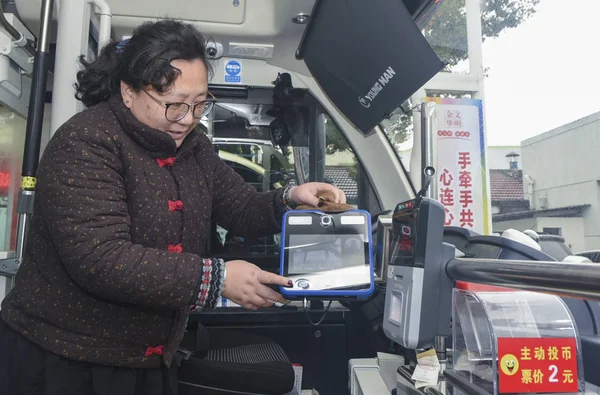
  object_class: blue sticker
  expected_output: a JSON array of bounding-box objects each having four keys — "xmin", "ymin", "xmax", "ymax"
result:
[{"xmin": 224, "ymin": 60, "xmax": 242, "ymax": 83}]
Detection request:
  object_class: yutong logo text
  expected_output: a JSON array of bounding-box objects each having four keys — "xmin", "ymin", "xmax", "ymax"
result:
[{"xmin": 358, "ymin": 66, "xmax": 396, "ymax": 108}]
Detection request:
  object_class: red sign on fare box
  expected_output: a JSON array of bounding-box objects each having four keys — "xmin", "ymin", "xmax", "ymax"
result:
[{"xmin": 498, "ymin": 338, "xmax": 579, "ymax": 394}]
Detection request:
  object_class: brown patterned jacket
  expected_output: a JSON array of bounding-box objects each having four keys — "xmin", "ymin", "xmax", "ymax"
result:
[{"xmin": 1, "ymin": 95, "xmax": 286, "ymax": 368}]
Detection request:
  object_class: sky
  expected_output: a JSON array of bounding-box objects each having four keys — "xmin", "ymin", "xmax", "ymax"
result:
[{"xmin": 481, "ymin": 0, "xmax": 600, "ymax": 146}]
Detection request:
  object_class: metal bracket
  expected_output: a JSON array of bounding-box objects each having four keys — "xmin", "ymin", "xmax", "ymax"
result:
[
  {"xmin": 0, "ymin": 257, "xmax": 20, "ymax": 277},
  {"xmin": 0, "ymin": 14, "xmax": 35, "ymax": 74}
]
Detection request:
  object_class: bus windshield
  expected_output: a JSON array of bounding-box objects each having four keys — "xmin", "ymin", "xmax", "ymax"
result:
[{"xmin": 381, "ymin": 0, "xmax": 599, "ymax": 257}]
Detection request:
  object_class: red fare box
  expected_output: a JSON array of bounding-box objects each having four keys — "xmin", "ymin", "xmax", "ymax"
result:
[{"xmin": 498, "ymin": 338, "xmax": 579, "ymax": 393}]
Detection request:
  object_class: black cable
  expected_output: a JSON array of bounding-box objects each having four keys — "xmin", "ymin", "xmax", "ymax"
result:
[{"xmin": 303, "ymin": 298, "xmax": 333, "ymax": 326}]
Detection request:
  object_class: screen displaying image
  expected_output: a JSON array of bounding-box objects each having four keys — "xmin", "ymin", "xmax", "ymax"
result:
[
  {"xmin": 287, "ymin": 234, "xmax": 367, "ymax": 275},
  {"xmin": 389, "ymin": 207, "xmax": 418, "ymax": 266}
]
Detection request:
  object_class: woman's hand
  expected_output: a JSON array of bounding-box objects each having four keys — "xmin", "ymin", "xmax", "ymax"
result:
[
  {"xmin": 290, "ymin": 182, "xmax": 346, "ymax": 208},
  {"xmin": 221, "ymin": 260, "xmax": 291, "ymax": 310}
]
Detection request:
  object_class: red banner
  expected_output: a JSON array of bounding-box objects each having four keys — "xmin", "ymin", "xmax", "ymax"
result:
[{"xmin": 498, "ymin": 338, "xmax": 578, "ymax": 393}]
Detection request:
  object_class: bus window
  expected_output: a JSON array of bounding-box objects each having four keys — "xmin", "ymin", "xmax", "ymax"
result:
[{"xmin": 207, "ymin": 102, "xmax": 378, "ymax": 269}]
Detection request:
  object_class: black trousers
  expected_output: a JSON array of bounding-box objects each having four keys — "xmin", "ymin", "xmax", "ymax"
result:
[{"xmin": 0, "ymin": 318, "xmax": 178, "ymax": 395}]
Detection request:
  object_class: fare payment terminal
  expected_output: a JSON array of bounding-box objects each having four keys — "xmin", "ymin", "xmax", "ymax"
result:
[
  {"xmin": 383, "ymin": 197, "xmax": 454, "ymax": 349},
  {"xmin": 279, "ymin": 210, "xmax": 375, "ymax": 299}
]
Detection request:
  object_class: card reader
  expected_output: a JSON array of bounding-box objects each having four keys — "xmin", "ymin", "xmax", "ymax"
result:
[
  {"xmin": 279, "ymin": 210, "xmax": 375, "ymax": 299},
  {"xmin": 382, "ymin": 197, "xmax": 454, "ymax": 349}
]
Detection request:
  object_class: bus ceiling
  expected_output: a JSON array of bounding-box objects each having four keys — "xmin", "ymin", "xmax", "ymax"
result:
[
  {"xmin": 14, "ymin": 0, "xmax": 440, "ymax": 53},
  {"xmin": 10, "ymin": 0, "xmax": 442, "ymax": 134}
]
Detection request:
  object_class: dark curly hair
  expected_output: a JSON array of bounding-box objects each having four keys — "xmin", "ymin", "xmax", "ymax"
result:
[{"xmin": 74, "ymin": 19, "xmax": 214, "ymax": 107}]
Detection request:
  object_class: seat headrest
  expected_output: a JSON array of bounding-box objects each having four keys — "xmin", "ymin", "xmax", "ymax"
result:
[
  {"xmin": 501, "ymin": 228, "xmax": 542, "ymax": 251},
  {"xmin": 523, "ymin": 229, "xmax": 540, "ymax": 242},
  {"xmin": 563, "ymin": 255, "xmax": 592, "ymax": 263}
]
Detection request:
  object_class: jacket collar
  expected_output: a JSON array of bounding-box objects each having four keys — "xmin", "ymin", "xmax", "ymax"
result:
[{"xmin": 107, "ymin": 95, "xmax": 201, "ymax": 159}]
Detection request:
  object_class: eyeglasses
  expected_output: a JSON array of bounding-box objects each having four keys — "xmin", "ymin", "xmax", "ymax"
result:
[{"xmin": 141, "ymin": 90, "xmax": 216, "ymax": 122}]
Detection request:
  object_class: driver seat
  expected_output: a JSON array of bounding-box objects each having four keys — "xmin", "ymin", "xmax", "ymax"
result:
[{"xmin": 178, "ymin": 326, "xmax": 296, "ymax": 395}]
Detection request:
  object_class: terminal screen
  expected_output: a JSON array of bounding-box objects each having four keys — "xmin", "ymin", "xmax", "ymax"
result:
[
  {"xmin": 287, "ymin": 234, "xmax": 367, "ymax": 274},
  {"xmin": 389, "ymin": 202, "xmax": 419, "ymax": 267}
]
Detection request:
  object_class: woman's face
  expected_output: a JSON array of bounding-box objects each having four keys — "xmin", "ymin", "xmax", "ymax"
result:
[{"xmin": 121, "ymin": 59, "xmax": 209, "ymax": 148}]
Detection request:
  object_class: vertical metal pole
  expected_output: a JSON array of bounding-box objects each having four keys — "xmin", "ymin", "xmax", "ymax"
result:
[
  {"xmin": 262, "ymin": 146, "xmax": 271, "ymax": 193},
  {"xmin": 421, "ymin": 101, "xmax": 446, "ymax": 360},
  {"xmin": 409, "ymin": 89, "xmax": 426, "ymax": 194},
  {"xmin": 308, "ymin": 104, "xmax": 326, "ymax": 182},
  {"xmin": 88, "ymin": 0, "xmax": 113, "ymax": 51},
  {"xmin": 410, "ymin": 106, "xmax": 422, "ymax": 192},
  {"xmin": 11, "ymin": 0, "xmax": 55, "ymax": 290},
  {"xmin": 50, "ymin": 0, "xmax": 89, "ymax": 135},
  {"xmin": 420, "ymin": 101, "xmax": 438, "ymax": 199},
  {"xmin": 434, "ymin": 334, "xmax": 447, "ymax": 362}
]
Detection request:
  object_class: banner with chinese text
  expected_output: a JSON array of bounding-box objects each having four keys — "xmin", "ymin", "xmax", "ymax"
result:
[
  {"xmin": 497, "ymin": 337, "xmax": 579, "ymax": 393},
  {"xmin": 424, "ymin": 97, "xmax": 491, "ymax": 235}
]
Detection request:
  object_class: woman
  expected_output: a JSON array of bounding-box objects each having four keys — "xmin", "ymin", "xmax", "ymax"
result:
[{"xmin": 0, "ymin": 19, "xmax": 345, "ymax": 394}]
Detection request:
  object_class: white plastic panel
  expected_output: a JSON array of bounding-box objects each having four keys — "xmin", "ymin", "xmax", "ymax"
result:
[
  {"xmin": 111, "ymin": 0, "xmax": 246, "ymax": 24},
  {"xmin": 288, "ymin": 216, "xmax": 312, "ymax": 225},
  {"xmin": 15, "ymin": 0, "xmax": 315, "ymax": 75}
]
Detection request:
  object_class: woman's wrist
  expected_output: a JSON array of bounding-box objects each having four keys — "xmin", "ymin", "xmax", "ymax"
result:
[
  {"xmin": 220, "ymin": 260, "xmax": 227, "ymax": 296},
  {"xmin": 190, "ymin": 258, "xmax": 225, "ymax": 310},
  {"xmin": 281, "ymin": 185, "xmax": 298, "ymax": 210}
]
